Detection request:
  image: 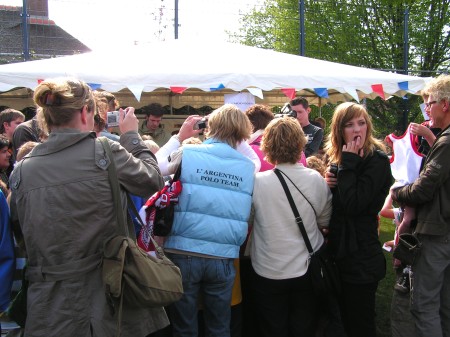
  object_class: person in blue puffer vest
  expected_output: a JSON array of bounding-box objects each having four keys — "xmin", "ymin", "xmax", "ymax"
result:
[{"xmin": 163, "ymin": 104, "xmax": 256, "ymax": 337}]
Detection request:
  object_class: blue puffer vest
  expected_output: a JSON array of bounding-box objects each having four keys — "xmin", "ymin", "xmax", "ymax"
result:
[{"xmin": 164, "ymin": 139, "xmax": 255, "ymax": 258}]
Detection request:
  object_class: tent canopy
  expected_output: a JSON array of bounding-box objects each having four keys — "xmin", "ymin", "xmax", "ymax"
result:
[{"xmin": 0, "ymin": 40, "xmax": 428, "ymax": 109}]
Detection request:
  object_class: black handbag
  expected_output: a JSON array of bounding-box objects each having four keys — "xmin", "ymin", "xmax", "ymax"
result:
[
  {"xmin": 393, "ymin": 233, "xmax": 422, "ymax": 266},
  {"xmin": 274, "ymin": 169, "xmax": 341, "ymax": 297}
]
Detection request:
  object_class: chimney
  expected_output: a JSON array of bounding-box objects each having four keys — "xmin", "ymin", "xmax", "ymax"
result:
[{"xmin": 27, "ymin": 0, "xmax": 49, "ymax": 18}]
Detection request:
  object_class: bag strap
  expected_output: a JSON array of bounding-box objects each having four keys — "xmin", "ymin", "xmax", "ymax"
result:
[
  {"xmin": 98, "ymin": 137, "xmax": 131, "ymax": 238},
  {"xmin": 274, "ymin": 169, "xmax": 314, "ymax": 255},
  {"xmin": 98, "ymin": 137, "xmax": 127, "ymax": 337},
  {"xmin": 276, "ymin": 168, "xmax": 317, "ymax": 216},
  {"xmin": 173, "ymin": 161, "xmax": 182, "ymax": 181}
]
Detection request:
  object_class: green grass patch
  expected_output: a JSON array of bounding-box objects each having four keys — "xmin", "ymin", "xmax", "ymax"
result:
[{"xmin": 376, "ymin": 217, "xmax": 397, "ymax": 337}]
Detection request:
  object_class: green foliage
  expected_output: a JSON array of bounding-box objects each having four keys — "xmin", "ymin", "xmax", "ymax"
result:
[
  {"xmin": 235, "ymin": 0, "xmax": 449, "ymax": 73},
  {"xmin": 376, "ymin": 216, "xmax": 397, "ymax": 337},
  {"xmin": 232, "ymin": 0, "xmax": 449, "ymax": 134}
]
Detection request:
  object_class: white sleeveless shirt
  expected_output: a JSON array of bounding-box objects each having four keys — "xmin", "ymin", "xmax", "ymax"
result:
[{"xmin": 388, "ymin": 124, "xmax": 424, "ymax": 187}]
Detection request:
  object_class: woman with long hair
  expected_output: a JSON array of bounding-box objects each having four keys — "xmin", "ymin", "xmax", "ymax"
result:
[{"xmin": 324, "ymin": 102, "xmax": 392, "ymax": 337}]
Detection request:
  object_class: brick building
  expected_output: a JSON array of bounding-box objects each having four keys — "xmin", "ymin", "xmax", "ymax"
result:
[{"xmin": 0, "ymin": 0, "xmax": 90, "ymax": 64}]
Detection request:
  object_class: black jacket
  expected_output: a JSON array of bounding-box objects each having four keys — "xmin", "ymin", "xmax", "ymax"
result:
[{"xmin": 328, "ymin": 150, "xmax": 392, "ymax": 284}]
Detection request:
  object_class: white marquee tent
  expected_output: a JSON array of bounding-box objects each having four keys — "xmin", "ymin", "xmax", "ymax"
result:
[{"xmin": 0, "ymin": 40, "xmax": 429, "ymax": 110}]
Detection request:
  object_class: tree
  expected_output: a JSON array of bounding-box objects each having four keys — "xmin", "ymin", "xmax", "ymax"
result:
[{"xmin": 232, "ymin": 0, "xmax": 450, "ymax": 136}]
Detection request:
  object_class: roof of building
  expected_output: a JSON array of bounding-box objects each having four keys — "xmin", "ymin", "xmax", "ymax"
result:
[{"xmin": 0, "ymin": 5, "xmax": 90, "ymax": 64}]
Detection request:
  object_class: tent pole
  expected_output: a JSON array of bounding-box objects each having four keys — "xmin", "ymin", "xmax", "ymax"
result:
[{"xmin": 319, "ymin": 97, "xmax": 322, "ymax": 117}]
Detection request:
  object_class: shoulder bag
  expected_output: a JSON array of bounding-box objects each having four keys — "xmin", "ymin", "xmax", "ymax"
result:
[
  {"xmin": 274, "ymin": 168, "xmax": 341, "ymax": 297},
  {"xmin": 393, "ymin": 233, "xmax": 422, "ymax": 266},
  {"xmin": 98, "ymin": 137, "xmax": 183, "ymax": 312}
]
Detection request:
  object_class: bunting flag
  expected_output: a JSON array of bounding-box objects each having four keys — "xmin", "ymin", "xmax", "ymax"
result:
[
  {"xmin": 314, "ymin": 88, "xmax": 329, "ymax": 98},
  {"xmin": 87, "ymin": 83, "xmax": 101, "ymax": 90},
  {"xmin": 210, "ymin": 83, "xmax": 225, "ymax": 91},
  {"xmin": 398, "ymin": 81, "xmax": 409, "ymax": 91},
  {"xmin": 371, "ymin": 84, "xmax": 385, "ymax": 100},
  {"xmin": 126, "ymin": 84, "xmax": 145, "ymax": 102},
  {"xmin": 247, "ymin": 87, "xmax": 263, "ymax": 99},
  {"xmin": 343, "ymin": 87, "xmax": 360, "ymax": 102},
  {"xmin": 170, "ymin": 87, "xmax": 187, "ymax": 94},
  {"xmin": 281, "ymin": 88, "xmax": 296, "ymax": 100},
  {"xmin": 37, "ymin": 79, "xmax": 44, "ymax": 84}
]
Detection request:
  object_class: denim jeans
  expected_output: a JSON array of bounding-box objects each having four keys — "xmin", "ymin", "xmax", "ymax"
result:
[{"xmin": 167, "ymin": 254, "xmax": 236, "ymax": 337}]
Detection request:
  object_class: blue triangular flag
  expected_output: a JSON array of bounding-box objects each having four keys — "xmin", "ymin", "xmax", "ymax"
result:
[
  {"xmin": 87, "ymin": 83, "xmax": 102, "ymax": 90},
  {"xmin": 314, "ymin": 88, "xmax": 329, "ymax": 98},
  {"xmin": 210, "ymin": 83, "xmax": 225, "ymax": 91},
  {"xmin": 398, "ymin": 81, "xmax": 409, "ymax": 91}
]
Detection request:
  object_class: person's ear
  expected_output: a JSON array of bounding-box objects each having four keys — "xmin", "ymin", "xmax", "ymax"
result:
[
  {"xmin": 443, "ymin": 99, "xmax": 449, "ymax": 113},
  {"xmin": 80, "ymin": 105, "xmax": 89, "ymax": 125}
]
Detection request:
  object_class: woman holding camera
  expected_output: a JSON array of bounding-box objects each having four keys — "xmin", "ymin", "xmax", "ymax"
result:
[
  {"xmin": 324, "ymin": 102, "xmax": 392, "ymax": 337},
  {"xmin": 9, "ymin": 77, "xmax": 167, "ymax": 337},
  {"xmin": 250, "ymin": 117, "xmax": 332, "ymax": 337}
]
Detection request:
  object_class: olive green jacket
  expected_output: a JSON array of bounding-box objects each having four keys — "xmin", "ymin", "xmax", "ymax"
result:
[
  {"xmin": 394, "ymin": 125, "xmax": 450, "ymax": 236},
  {"xmin": 9, "ymin": 130, "xmax": 167, "ymax": 337}
]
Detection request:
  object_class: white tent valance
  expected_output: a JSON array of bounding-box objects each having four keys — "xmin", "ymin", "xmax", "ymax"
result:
[{"xmin": 0, "ymin": 40, "xmax": 429, "ymax": 109}]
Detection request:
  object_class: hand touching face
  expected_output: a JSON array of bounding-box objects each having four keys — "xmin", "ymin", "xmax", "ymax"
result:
[{"xmin": 342, "ymin": 116, "xmax": 367, "ymax": 157}]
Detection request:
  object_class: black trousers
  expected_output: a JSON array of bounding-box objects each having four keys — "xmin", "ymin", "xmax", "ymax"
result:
[
  {"xmin": 339, "ymin": 281, "xmax": 379, "ymax": 337},
  {"xmin": 251, "ymin": 268, "xmax": 318, "ymax": 337}
]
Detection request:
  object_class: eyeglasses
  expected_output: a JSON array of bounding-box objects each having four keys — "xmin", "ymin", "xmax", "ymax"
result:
[{"xmin": 424, "ymin": 101, "xmax": 437, "ymax": 109}]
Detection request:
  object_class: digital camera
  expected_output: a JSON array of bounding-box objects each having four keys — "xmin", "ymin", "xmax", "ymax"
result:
[
  {"xmin": 193, "ymin": 118, "xmax": 208, "ymax": 130},
  {"xmin": 107, "ymin": 111, "xmax": 120, "ymax": 127},
  {"xmin": 329, "ymin": 163, "xmax": 338, "ymax": 176},
  {"xmin": 274, "ymin": 103, "xmax": 297, "ymax": 119}
]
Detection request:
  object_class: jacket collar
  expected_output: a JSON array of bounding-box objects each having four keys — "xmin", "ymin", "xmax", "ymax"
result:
[{"xmin": 30, "ymin": 129, "xmax": 96, "ymax": 157}]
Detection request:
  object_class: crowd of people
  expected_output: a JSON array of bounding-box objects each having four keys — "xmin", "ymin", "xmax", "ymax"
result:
[{"xmin": 0, "ymin": 74, "xmax": 449, "ymax": 337}]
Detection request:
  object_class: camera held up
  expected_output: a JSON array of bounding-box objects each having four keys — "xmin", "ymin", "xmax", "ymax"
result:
[
  {"xmin": 275, "ymin": 103, "xmax": 297, "ymax": 119},
  {"xmin": 193, "ymin": 118, "xmax": 208, "ymax": 130},
  {"xmin": 329, "ymin": 163, "xmax": 338, "ymax": 176},
  {"xmin": 107, "ymin": 111, "xmax": 121, "ymax": 127}
]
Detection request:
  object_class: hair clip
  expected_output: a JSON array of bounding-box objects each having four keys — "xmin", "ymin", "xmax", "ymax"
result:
[{"xmin": 45, "ymin": 92, "xmax": 55, "ymax": 106}]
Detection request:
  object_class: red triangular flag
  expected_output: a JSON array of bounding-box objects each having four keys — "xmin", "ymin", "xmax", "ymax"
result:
[
  {"xmin": 371, "ymin": 84, "xmax": 385, "ymax": 100},
  {"xmin": 37, "ymin": 79, "xmax": 44, "ymax": 84},
  {"xmin": 170, "ymin": 87, "xmax": 187, "ymax": 94},
  {"xmin": 281, "ymin": 88, "xmax": 296, "ymax": 100}
]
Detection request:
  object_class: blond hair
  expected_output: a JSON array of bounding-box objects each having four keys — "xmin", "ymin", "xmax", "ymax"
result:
[
  {"xmin": 306, "ymin": 155, "xmax": 326, "ymax": 177},
  {"xmin": 182, "ymin": 137, "xmax": 203, "ymax": 145},
  {"xmin": 261, "ymin": 117, "xmax": 306, "ymax": 164},
  {"xmin": 143, "ymin": 139, "xmax": 160, "ymax": 154},
  {"xmin": 16, "ymin": 141, "xmax": 39, "ymax": 161},
  {"xmin": 422, "ymin": 74, "xmax": 450, "ymax": 102},
  {"xmin": 324, "ymin": 102, "xmax": 385, "ymax": 165},
  {"xmin": 34, "ymin": 78, "xmax": 95, "ymax": 134},
  {"xmin": 206, "ymin": 104, "xmax": 252, "ymax": 148}
]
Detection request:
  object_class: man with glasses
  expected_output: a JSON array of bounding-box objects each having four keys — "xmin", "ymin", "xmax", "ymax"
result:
[{"xmin": 391, "ymin": 74, "xmax": 450, "ymax": 337}]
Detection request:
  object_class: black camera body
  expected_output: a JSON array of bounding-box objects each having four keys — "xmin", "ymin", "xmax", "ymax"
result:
[
  {"xmin": 329, "ymin": 163, "xmax": 338, "ymax": 176},
  {"xmin": 275, "ymin": 103, "xmax": 297, "ymax": 119},
  {"xmin": 193, "ymin": 118, "xmax": 208, "ymax": 130}
]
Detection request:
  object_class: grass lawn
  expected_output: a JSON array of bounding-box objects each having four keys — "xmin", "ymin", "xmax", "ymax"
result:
[{"xmin": 376, "ymin": 217, "xmax": 397, "ymax": 337}]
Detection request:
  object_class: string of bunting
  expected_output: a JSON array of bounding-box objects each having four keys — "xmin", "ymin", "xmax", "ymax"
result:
[{"xmin": 33, "ymin": 79, "xmax": 412, "ymax": 102}]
